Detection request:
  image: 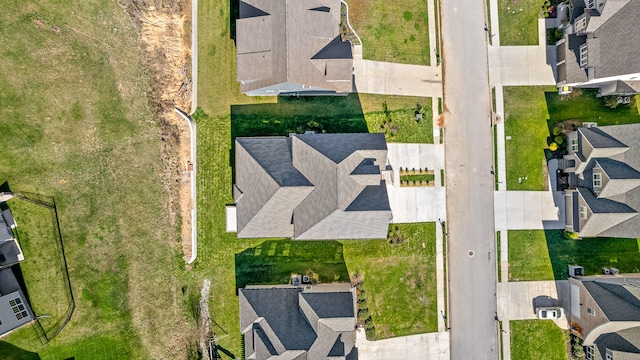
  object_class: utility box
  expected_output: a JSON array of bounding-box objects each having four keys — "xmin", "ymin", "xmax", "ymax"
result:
[{"xmin": 569, "ymin": 265, "xmax": 584, "ymax": 277}]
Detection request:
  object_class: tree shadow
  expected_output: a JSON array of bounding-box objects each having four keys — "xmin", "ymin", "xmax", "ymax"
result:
[
  {"xmin": 545, "ymin": 229, "xmax": 640, "ymax": 280},
  {"xmin": 234, "ymin": 240, "xmax": 350, "ymax": 291},
  {"xmin": 228, "ymin": 94, "xmax": 368, "ymax": 181},
  {"xmin": 0, "ymin": 341, "xmax": 41, "ymax": 360}
]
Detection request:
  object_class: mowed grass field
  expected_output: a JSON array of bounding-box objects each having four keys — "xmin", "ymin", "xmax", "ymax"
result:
[
  {"xmin": 498, "ymin": 0, "xmax": 541, "ymax": 46},
  {"xmin": 348, "ymin": 0, "xmax": 431, "ymax": 65},
  {"xmin": 508, "ymin": 230, "xmax": 640, "ymax": 281},
  {"xmin": 0, "ymin": 1, "xmax": 193, "ymax": 359},
  {"xmin": 510, "ymin": 320, "xmax": 568, "ymax": 360},
  {"xmin": 196, "ymin": 0, "xmax": 439, "ymax": 353}
]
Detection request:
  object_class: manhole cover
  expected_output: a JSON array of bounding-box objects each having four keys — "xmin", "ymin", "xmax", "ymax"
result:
[{"xmin": 468, "ymin": 250, "xmax": 475, "ymax": 257}]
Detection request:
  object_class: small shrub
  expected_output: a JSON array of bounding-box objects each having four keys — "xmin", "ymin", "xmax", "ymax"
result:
[
  {"xmin": 552, "ymin": 127, "xmax": 562, "ymax": 136},
  {"xmin": 547, "ymin": 28, "xmax": 563, "ymax": 44},
  {"xmin": 549, "ymin": 142, "xmax": 559, "ymax": 151},
  {"xmin": 358, "ymin": 308, "xmax": 369, "ymax": 319},
  {"xmin": 604, "ymin": 96, "xmax": 620, "ymax": 109},
  {"xmin": 555, "ymin": 136, "xmax": 564, "ymax": 145},
  {"xmin": 564, "ymin": 231, "xmax": 579, "ymax": 240},
  {"xmin": 365, "ymin": 326, "xmax": 376, "ymax": 340}
]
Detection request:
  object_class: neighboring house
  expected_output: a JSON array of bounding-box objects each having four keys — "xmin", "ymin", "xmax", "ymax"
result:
[
  {"xmin": 552, "ymin": 0, "xmax": 640, "ymax": 96},
  {"xmin": 239, "ymin": 283, "xmax": 357, "ymax": 360},
  {"xmin": 560, "ymin": 124, "xmax": 640, "ymax": 238},
  {"xmin": 0, "ymin": 194, "xmax": 34, "ymax": 337},
  {"xmin": 233, "ymin": 133, "xmax": 392, "ymax": 240},
  {"xmin": 568, "ymin": 274, "xmax": 640, "ymax": 360},
  {"xmin": 235, "ymin": 0, "xmax": 353, "ymax": 96}
]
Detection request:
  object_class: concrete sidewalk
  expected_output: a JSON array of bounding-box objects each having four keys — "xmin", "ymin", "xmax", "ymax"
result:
[{"xmin": 356, "ymin": 329, "xmax": 449, "ymax": 360}]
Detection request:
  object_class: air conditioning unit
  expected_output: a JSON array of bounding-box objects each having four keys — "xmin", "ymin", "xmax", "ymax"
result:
[
  {"xmin": 583, "ymin": 122, "xmax": 598, "ymax": 128},
  {"xmin": 569, "ymin": 265, "xmax": 584, "ymax": 277},
  {"xmin": 609, "ymin": 268, "xmax": 619, "ymax": 275},
  {"xmin": 602, "ymin": 267, "xmax": 610, "ymax": 275}
]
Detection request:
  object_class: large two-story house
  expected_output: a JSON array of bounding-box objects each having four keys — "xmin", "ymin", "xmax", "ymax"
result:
[
  {"xmin": 561, "ymin": 124, "xmax": 640, "ymax": 238},
  {"xmin": 235, "ymin": 0, "xmax": 353, "ymax": 96},
  {"xmin": 553, "ymin": 0, "xmax": 640, "ymax": 96},
  {"xmin": 568, "ymin": 273, "xmax": 640, "ymax": 360}
]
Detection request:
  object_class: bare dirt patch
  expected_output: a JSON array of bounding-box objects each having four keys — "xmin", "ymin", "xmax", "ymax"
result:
[{"xmin": 119, "ymin": 0, "xmax": 194, "ymax": 262}]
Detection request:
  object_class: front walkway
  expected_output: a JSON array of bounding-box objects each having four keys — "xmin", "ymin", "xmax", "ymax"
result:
[
  {"xmin": 356, "ymin": 329, "xmax": 450, "ymax": 360},
  {"xmin": 386, "ymin": 143, "xmax": 446, "ymax": 223}
]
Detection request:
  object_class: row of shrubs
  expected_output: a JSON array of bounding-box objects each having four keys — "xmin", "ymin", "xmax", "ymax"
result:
[{"xmin": 355, "ymin": 281, "xmax": 376, "ymax": 339}]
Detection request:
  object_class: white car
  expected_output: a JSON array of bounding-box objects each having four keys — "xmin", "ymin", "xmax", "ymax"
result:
[{"xmin": 537, "ymin": 307, "xmax": 565, "ymax": 319}]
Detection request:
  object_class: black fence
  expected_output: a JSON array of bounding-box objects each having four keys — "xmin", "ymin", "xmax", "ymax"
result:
[{"xmin": 14, "ymin": 192, "xmax": 74, "ymax": 345}]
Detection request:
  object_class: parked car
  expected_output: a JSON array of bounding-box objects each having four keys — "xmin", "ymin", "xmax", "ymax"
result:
[{"xmin": 537, "ymin": 307, "xmax": 565, "ymax": 319}]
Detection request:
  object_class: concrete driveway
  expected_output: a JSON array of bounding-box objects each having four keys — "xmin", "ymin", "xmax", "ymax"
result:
[
  {"xmin": 497, "ymin": 281, "xmax": 570, "ymax": 328},
  {"xmin": 356, "ymin": 329, "xmax": 449, "ymax": 360},
  {"xmin": 494, "ymin": 191, "xmax": 565, "ymax": 230},
  {"xmin": 488, "ymin": 19, "xmax": 556, "ymax": 87},
  {"xmin": 353, "ymin": 46, "xmax": 443, "ymax": 97}
]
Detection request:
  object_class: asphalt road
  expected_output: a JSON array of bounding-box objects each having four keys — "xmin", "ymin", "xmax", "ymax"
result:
[{"xmin": 440, "ymin": 0, "xmax": 499, "ymax": 359}]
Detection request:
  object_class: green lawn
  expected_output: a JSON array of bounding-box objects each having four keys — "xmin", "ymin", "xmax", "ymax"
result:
[
  {"xmin": 546, "ymin": 89, "xmax": 640, "ymax": 126},
  {"xmin": 348, "ymin": 0, "xmax": 431, "ymax": 65},
  {"xmin": 498, "ymin": 0, "xmax": 541, "ymax": 46},
  {"xmin": 8, "ymin": 198, "xmax": 71, "ymax": 340},
  {"xmin": 503, "ymin": 87, "xmax": 640, "ymax": 190},
  {"xmin": 231, "ymin": 94, "xmax": 433, "ymax": 143},
  {"xmin": 504, "ymin": 86, "xmax": 555, "ymax": 190},
  {"xmin": 0, "ymin": 0, "xmax": 192, "ymax": 358},
  {"xmin": 510, "ymin": 320, "xmax": 568, "ymax": 360},
  {"xmin": 508, "ymin": 230, "xmax": 640, "ymax": 281}
]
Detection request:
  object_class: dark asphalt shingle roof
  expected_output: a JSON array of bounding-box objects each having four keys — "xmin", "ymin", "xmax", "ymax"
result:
[
  {"xmin": 580, "ymin": 127, "xmax": 628, "ymax": 149},
  {"xmin": 240, "ymin": 287, "xmax": 356, "ymax": 359},
  {"xmin": 594, "ymin": 327, "xmax": 640, "ymax": 360},
  {"xmin": 295, "ymin": 133, "xmax": 387, "ymax": 164},
  {"xmin": 578, "ymin": 187, "xmax": 635, "ymax": 213},
  {"xmin": 582, "ymin": 280, "xmax": 640, "ymax": 321},
  {"xmin": 597, "ymin": 158, "xmax": 640, "ymax": 180}
]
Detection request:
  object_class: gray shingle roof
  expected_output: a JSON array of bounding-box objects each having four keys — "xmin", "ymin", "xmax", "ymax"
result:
[
  {"xmin": 234, "ymin": 133, "xmax": 391, "ymax": 239},
  {"xmin": 563, "ymin": 0, "xmax": 640, "ymax": 83},
  {"xmin": 236, "ymin": 0, "xmax": 353, "ymax": 94},
  {"xmin": 598, "ymin": 158, "xmax": 640, "ymax": 180},
  {"xmin": 239, "ymin": 286, "xmax": 356, "ymax": 360},
  {"xmin": 578, "ymin": 187, "xmax": 635, "ymax": 214},
  {"xmin": 594, "ymin": 327, "xmax": 640, "ymax": 360},
  {"xmin": 583, "ymin": 280, "xmax": 640, "ymax": 321},
  {"xmin": 580, "ymin": 127, "xmax": 628, "ymax": 149}
]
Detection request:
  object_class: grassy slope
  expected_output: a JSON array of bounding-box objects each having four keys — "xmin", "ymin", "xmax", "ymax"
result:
[
  {"xmin": 348, "ymin": 0, "xmax": 431, "ymax": 65},
  {"xmin": 498, "ymin": 0, "xmax": 541, "ymax": 46},
  {"xmin": 510, "ymin": 320, "xmax": 567, "ymax": 360},
  {"xmin": 504, "ymin": 86, "xmax": 555, "ymax": 190},
  {"xmin": 508, "ymin": 230, "xmax": 640, "ymax": 281},
  {"xmin": 0, "ymin": 1, "xmax": 190, "ymax": 358}
]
